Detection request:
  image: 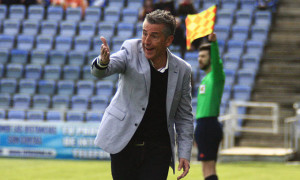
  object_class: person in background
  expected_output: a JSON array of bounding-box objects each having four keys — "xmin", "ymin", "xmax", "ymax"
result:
[
  {"xmin": 177, "ymin": 0, "xmax": 197, "ymax": 18},
  {"xmin": 154, "ymin": 0, "xmax": 176, "ymax": 16},
  {"xmin": 138, "ymin": 0, "xmax": 154, "ymax": 22},
  {"xmin": 51, "ymin": 0, "xmax": 88, "ymax": 14},
  {"xmin": 195, "ymin": 33, "xmax": 225, "ymax": 180}
]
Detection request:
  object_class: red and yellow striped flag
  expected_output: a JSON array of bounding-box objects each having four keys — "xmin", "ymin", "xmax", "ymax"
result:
[{"xmin": 185, "ymin": 5, "xmax": 217, "ymax": 50}]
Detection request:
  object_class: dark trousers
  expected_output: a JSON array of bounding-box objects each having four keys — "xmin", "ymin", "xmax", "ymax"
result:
[{"xmin": 110, "ymin": 140, "xmax": 172, "ymax": 180}]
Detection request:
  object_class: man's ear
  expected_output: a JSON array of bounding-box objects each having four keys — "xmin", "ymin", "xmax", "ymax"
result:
[{"xmin": 166, "ymin": 35, "xmax": 174, "ymax": 47}]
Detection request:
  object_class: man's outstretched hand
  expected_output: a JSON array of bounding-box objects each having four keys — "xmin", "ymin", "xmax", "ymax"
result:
[
  {"xmin": 177, "ymin": 158, "xmax": 190, "ymax": 180},
  {"xmin": 100, "ymin": 36, "xmax": 110, "ymax": 64}
]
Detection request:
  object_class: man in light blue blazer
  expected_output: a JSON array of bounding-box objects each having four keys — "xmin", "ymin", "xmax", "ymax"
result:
[{"xmin": 91, "ymin": 10, "xmax": 194, "ymax": 180}]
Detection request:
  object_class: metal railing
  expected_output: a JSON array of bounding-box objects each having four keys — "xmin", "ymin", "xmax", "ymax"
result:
[{"xmin": 219, "ymin": 101, "xmax": 280, "ymax": 149}]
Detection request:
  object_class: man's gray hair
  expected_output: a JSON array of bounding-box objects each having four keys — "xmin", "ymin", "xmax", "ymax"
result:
[{"xmin": 145, "ymin": 9, "xmax": 176, "ymax": 37}]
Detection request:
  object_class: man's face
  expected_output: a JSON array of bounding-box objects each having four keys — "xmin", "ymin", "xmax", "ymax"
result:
[
  {"xmin": 142, "ymin": 20, "xmax": 173, "ymax": 61},
  {"xmin": 198, "ymin": 50, "xmax": 211, "ymax": 70}
]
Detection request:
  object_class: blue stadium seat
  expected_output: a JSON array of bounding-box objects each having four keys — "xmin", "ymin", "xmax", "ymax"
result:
[
  {"xmin": 22, "ymin": 20, "xmax": 40, "ymax": 35},
  {"xmin": 46, "ymin": 110, "xmax": 64, "ymax": 121},
  {"xmin": 28, "ymin": 5, "xmax": 44, "ymax": 20},
  {"xmin": 0, "ymin": 64, "xmax": 3, "ymax": 77},
  {"xmin": 19, "ymin": 79, "xmax": 37, "ymax": 94},
  {"xmin": 10, "ymin": 49, "xmax": 29, "ymax": 64},
  {"xmin": 184, "ymin": 51, "xmax": 198, "ymax": 62},
  {"xmin": 65, "ymin": 7, "xmax": 82, "ymax": 22},
  {"xmin": 135, "ymin": 22, "xmax": 143, "ymax": 38},
  {"xmin": 254, "ymin": 10, "xmax": 272, "ymax": 28},
  {"xmin": 52, "ymin": 95, "xmax": 70, "ymax": 109},
  {"xmin": 8, "ymin": 110, "xmax": 25, "ymax": 120},
  {"xmin": 251, "ymin": 25, "xmax": 269, "ymax": 43},
  {"xmin": 74, "ymin": 36, "xmax": 91, "ymax": 52},
  {"xmin": 63, "ymin": 65, "xmax": 80, "ymax": 80},
  {"xmin": 25, "ymin": 64, "xmax": 42, "ymax": 79},
  {"xmin": 237, "ymin": 68, "xmax": 256, "ymax": 86},
  {"xmin": 0, "ymin": 5, "xmax": 7, "ymax": 20},
  {"xmin": 221, "ymin": 0, "xmax": 238, "ymax": 10},
  {"xmin": 0, "ymin": 94, "xmax": 11, "ymax": 108},
  {"xmin": 98, "ymin": 22, "xmax": 116, "ymax": 39},
  {"xmin": 16, "ymin": 35, "xmax": 35, "ymax": 50},
  {"xmin": 68, "ymin": 51, "xmax": 86, "ymax": 66},
  {"xmin": 13, "ymin": 94, "xmax": 31, "ymax": 109},
  {"xmin": 217, "ymin": 39, "xmax": 226, "ymax": 55},
  {"xmin": 90, "ymin": 96, "xmax": 109, "ymax": 111},
  {"xmin": 103, "ymin": 7, "xmax": 120, "ymax": 23},
  {"xmin": 3, "ymin": 19, "xmax": 20, "ymax": 35},
  {"xmin": 108, "ymin": 0, "xmax": 125, "ymax": 9},
  {"xmin": 82, "ymin": 65, "xmax": 97, "ymax": 80},
  {"xmin": 86, "ymin": 111, "xmax": 103, "ymax": 122},
  {"xmin": 47, "ymin": 6, "xmax": 64, "ymax": 21},
  {"xmin": 27, "ymin": 110, "xmax": 44, "ymax": 121},
  {"xmin": 0, "ymin": 34, "xmax": 15, "ymax": 50},
  {"xmin": 38, "ymin": 80, "xmax": 56, "ymax": 95},
  {"xmin": 77, "ymin": 80, "xmax": 94, "ymax": 97},
  {"xmin": 0, "ymin": 49, "xmax": 9, "ymax": 64},
  {"xmin": 84, "ymin": 7, "xmax": 101, "ymax": 22},
  {"xmin": 30, "ymin": 50, "xmax": 48, "ymax": 65},
  {"xmin": 96, "ymin": 81, "xmax": 114, "ymax": 97},
  {"xmin": 223, "ymin": 53, "xmax": 241, "ymax": 70},
  {"xmin": 41, "ymin": 21, "xmax": 58, "ymax": 36},
  {"xmin": 214, "ymin": 25, "xmax": 230, "ymax": 41},
  {"xmin": 233, "ymin": 85, "xmax": 252, "ymax": 101},
  {"xmin": 202, "ymin": 0, "xmax": 219, "ymax": 9},
  {"xmin": 44, "ymin": 65, "xmax": 61, "ymax": 80},
  {"xmin": 0, "ymin": 109, "xmax": 6, "ymax": 120},
  {"xmin": 224, "ymin": 69, "xmax": 236, "ymax": 85},
  {"xmin": 49, "ymin": 50, "xmax": 67, "ymax": 65},
  {"xmin": 0, "ymin": 79, "xmax": 17, "ymax": 94},
  {"xmin": 55, "ymin": 36, "xmax": 73, "ymax": 51},
  {"xmin": 127, "ymin": 0, "xmax": 143, "ymax": 9},
  {"xmin": 191, "ymin": 97, "xmax": 197, "ymax": 116},
  {"xmin": 241, "ymin": 54, "xmax": 260, "ymax": 70},
  {"xmin": 116, "ymin": 22, "xmax": 135, "ymax": 38},
  {"xmin": 216, "ymin": 9, "xmax": 233, "ymax": 26},
  {"xmin": 32, "ymin": 94, "xmax": 50, "ymax": 109},
  {"xmin": 71, "ymin": 95, "xmax": 88, "ymax": 110},
  {"xmin": 66, "ymin": 111, "xmax": 84, "ymax": 122},
  {"xmin": 122, "ymin": 8, "xmax": 138, "ymax": 23},
  {"xmin": 79, "ymin": 22, "xmax": 96, "ymax": 37},
  {"xmin": 59, "ymin": 21, "xmax": 77, "ymax": 37},
  {"xmin": 246, "ymin": 40, "xmax": 264, "ymax": 55},
  {"xmin": 36, "ymin": 35, "xmax": 53, "ymax": 51},
  {"xmin": 111, "ymin": 36, "xmax": 127, "ymax": 52},
  {"xmin": 222, "ymin": 85, "xmax": 232, "ymax": 104},
  {"xmin": 231, "ymin": 25, "xmax": 249, "ymax": 41},
  {"xmin": 6, "ymin": 64, "xmax": 23, "ymax": 79},
  {"xmin": 235, "ymin": 9, "xmax": 253, "ymax": 26},
  {"xmin": 226, "ymin": 40, "xmax": 245, "ymax": 55},
  {"xmin": 57, "ymin": 80, "xmax": 74, "ymax": 96},
  {"xmin": 240, "ymin": 0, "xmax": 256, "ymax": 10},
  {"xmin": 9, "ymin": 5, "xmax": 26, "ymax": 20}
]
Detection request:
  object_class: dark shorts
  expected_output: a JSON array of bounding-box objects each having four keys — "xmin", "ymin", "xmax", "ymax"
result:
[{"xmin": 194, "ymin": 117, "xmax": 223, "ymax": 161}]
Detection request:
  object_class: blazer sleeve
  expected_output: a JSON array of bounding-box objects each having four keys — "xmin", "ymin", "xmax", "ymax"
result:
[
  {"xmin": 90, "ymin": 40, "xmax": 133, "ymax": 79},
  {"xmin": 174, "ymin": 64, "xmax": 194, "ymax": 161}
]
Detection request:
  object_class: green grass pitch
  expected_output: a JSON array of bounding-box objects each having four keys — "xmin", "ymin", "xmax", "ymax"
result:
[{"xmin": 0, "ymin": 158, "xmax": 300, "ymax": 180}]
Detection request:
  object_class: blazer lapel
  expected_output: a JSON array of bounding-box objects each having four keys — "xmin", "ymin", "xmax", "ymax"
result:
[{"xmin": 166, "ymin": 50, "xmax": 178, "ymax": 121}]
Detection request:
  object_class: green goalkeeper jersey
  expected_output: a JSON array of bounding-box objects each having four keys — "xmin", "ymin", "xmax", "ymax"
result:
[{"xmin": 196, "ymin": 41, "xmax": 225, "ymax": 119}]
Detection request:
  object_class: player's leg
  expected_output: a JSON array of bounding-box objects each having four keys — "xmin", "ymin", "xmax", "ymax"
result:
[{"xmin": 202, "ymin": 160, "xmax": 217, "ymax": 179}]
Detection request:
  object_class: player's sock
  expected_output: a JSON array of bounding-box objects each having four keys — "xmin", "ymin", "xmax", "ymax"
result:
[{"xmin": 205, "ymin": 174, "xmax": 218, "ymax": 180}]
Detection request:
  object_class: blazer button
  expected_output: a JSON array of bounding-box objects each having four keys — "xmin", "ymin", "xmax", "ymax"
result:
[
  {"xmin": 142, "ymin": 108, "xmax": 145, "ymax": 111},
  {"xmin": 135, "ymin": 123, "xmax": 138, "ymax": 126}
]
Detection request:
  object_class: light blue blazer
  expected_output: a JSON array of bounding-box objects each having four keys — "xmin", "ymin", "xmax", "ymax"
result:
[{"xmin": 91, "ymin": 39, "xmax": 194, "ymax": 170}]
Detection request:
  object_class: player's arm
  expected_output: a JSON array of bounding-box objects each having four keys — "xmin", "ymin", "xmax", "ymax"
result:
[
  {"xmin": 91, "ymin": 36, "xmax": 127, "ymax": 78},
  {"xmin": 208, "ymin": 33, "xmax": 224, "ymax": 79}
]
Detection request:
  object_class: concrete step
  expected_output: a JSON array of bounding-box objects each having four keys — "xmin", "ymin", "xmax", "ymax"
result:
[
  {"xmin": 219, "ymin": 147, "xmax": 295, "ymax": 162},
  {"xmin": 253, "ymin": 86, "xmax": 299, "ymax": 94},
  {"xmin": 256, "ymin": 78, "xmax": 300, "ymax": 87}
]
